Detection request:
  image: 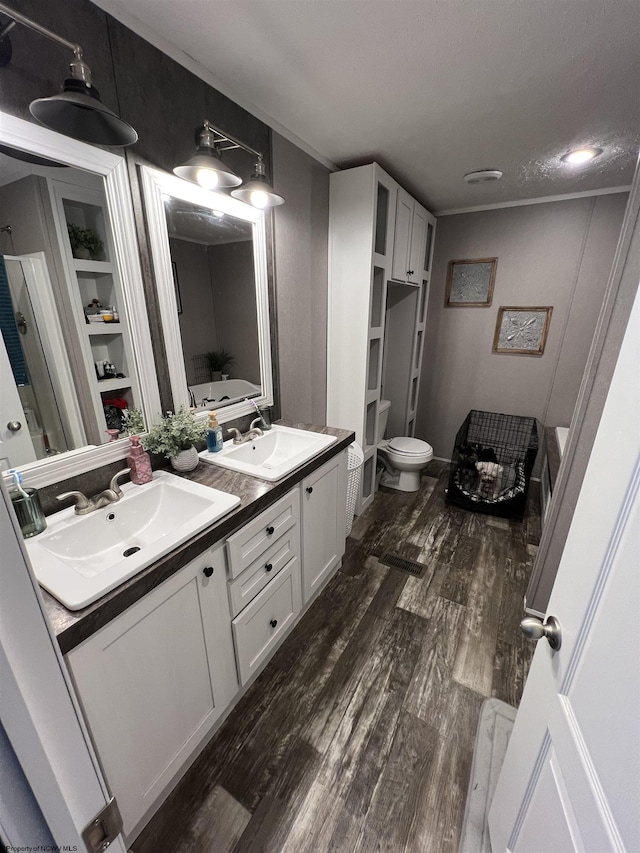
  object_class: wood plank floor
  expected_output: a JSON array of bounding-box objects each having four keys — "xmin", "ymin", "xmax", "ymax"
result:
[{"xmin": 133, "ymin": 462, "xmax": 538, "ymax": 853}]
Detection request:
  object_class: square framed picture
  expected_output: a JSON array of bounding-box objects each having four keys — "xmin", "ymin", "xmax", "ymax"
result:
[
  {"xmin": 445, "ymin": 258, "xmax": 497, "ymax": 307},
  {"xmin": 171, "ymin": 261, "xmax": 182, "ymax": 314},
  {"xmin": 493, "ymin": 306, "xmax": 553, "ymax": 356}
]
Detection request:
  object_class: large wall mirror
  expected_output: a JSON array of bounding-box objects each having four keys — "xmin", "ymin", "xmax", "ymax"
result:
[
  {"xmin": 140, "ymin": 166, "xmax": 273, "ymax": 424},
  {"xmin": 0, "ymin": 112, "xmax": 161, "ymax": 487}
]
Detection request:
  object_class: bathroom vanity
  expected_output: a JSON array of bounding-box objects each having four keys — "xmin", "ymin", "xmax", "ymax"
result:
[{"xmin": 40, "ymin": 423, "xmax": 352, "ymax": 840}]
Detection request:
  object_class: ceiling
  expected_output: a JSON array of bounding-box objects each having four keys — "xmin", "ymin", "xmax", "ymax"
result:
[{"xmin": 98, "ymin": 0, "xmax": 640, "ymax": 212}]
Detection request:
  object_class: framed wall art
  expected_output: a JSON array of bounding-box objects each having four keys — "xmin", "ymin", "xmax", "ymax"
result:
[
  {"xmin": 445, "ymin": 257, "xmax": 497, "ymax": 307},
  {"xmin": 492, "ymin": 306, "xmax": 553, "ymax": 356}
]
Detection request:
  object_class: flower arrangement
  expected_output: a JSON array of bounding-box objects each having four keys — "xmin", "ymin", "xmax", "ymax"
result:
[
  {"xmin": 141, "ymin": 406, "xmax": 207, "ymax": 459},
  {"xmin": 67, "ymin": 223, "xmax": 104, "ymax": 260}
]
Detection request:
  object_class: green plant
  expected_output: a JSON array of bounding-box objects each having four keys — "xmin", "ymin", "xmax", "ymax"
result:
[
  {"xmin": 206, "ymin": 349, "xmax": 235, "ymax": 374},
  {"xmin": 67, "ymin": 223, "xmax": 104, "ymax": 258},
  {"xmin": 122, "ymin": 407, "xmax": 145, "ymax": 436},
  {"xmin": 141, "ymin": 406, "xmax": 207, "ymax": 458}
]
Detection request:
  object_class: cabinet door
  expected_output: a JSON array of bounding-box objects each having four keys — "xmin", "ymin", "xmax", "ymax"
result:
[
  {"xmin": 391, "ymin": 188, "xmax": 413, "ymax": 281},
  {"xmin": 66, "ymin": 545, "xmax": 236, "ymax": 836},
  {"xmin": 408, "ymin": 202, "xmax": 428, "ymax": 284},
  {"xmin": 232, "ymin": 557, "xmax": 302, "ymax": 685},
  {"xmin": 301, "ymin": 451, "xmax": 348, "ymax": 603}
]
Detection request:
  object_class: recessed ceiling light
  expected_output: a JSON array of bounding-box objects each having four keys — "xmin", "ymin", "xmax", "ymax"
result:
[
  {"xmin": 561, "ymin": 147, "xmax": 603, "ymax": 166},
  {"xmin": 464, "ymin": 170, "xmax": 503, "ymax": 184}
]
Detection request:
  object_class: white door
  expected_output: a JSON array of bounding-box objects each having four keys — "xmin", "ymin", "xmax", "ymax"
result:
[
  {"xmin": 0, "ymin": 480, "xmax": 127, "ymax": 851},
  {"xmin": 488, "ymin": 286, "xmax": 640, "ymax": 852},
  {"xmin": 0, "ymin": 326, "xmax": 37, "ymax": 468}
]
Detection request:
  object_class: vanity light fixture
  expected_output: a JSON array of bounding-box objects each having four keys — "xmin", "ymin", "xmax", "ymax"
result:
[
  {"xmin": 175, "ymin": 120, "xmax": 285, "ymax": 208},
  {"xmin": 231, "ymin": 155, "xmax": 285, "ymax": 208},
  {"xmin": 0, "ymin": 2, "xmax": 138, "ymax": 146},
  {"xmin": 173, "ymin": 121, "xmax": 242, "ymax": 189},
  {"xmin": 561, "ymin": 147, "xmax": 603, "ymax": 166}
]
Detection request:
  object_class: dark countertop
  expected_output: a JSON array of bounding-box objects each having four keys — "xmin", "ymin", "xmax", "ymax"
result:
[{"xmin": 43, "ymin": 422, "xmax": 354, "ymax": 654}]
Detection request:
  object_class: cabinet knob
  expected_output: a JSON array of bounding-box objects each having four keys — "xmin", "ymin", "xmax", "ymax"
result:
[
  {"xmin": 306, "ymin": 486, "xmax": 313, "ymax": 494},
  {"xmin": 265, "ymin": 563, "xmax": 273, "ymax": 572},
  {"xmin": 270, "ymin": 618, "xmax": 278, "ymax": 628},
  {"xmin": 266, "ymin": 525, "xmax": 275, "ymax": 535},
  {"xmin": 202, "ymin": 566, "xmax": 214, "ymax": 578}
]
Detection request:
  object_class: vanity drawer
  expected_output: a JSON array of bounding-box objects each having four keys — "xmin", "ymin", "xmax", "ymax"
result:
[
  {"xmin": 226, "ymin": 488, "xmax": 299, "ymax": 579},
  {"xmin": 232, "ymin": 557, "xmax": 301, "ymax": 685},
  {"xmin": 228, "ymin": 525, "xmax": 300, "ymax": 618}
]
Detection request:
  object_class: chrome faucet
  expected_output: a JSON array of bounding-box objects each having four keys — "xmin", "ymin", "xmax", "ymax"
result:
[
  {"xmin": 57, "ymin": 468, "xmax": 131, "ymax": 515},
  {"xmin": 227, "ymin": 419, "xmax": 264, "ymax": 445}
]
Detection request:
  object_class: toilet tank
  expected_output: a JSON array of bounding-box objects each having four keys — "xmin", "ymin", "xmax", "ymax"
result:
[{"xmin": 378, "ymin": 399, "xmax": 391, "ymax": 443}]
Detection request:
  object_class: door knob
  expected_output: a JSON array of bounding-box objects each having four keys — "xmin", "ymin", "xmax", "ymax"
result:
[
  {"xmin": 202, "ymin": 566, "xmax": 214, "ymax": 578},
  {"xmin": 520, "ymin": 615, "xmax": 562, "ymax": 651},
  {"xmin": 7, "ymin": 421, "xmax": 22, "ymax": 432}
]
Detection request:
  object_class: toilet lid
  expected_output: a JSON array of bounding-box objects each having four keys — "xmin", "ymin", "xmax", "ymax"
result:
[{"xmin": 388, "ymin": 437, "xmax": 432, "ymax": 455}]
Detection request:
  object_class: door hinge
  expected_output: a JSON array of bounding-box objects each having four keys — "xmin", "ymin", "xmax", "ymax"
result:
[{"xmin": 81, "ymin": 796, "xmax": 123, "ymax": 852}]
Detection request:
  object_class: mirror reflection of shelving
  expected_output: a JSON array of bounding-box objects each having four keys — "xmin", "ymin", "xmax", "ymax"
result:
[{"xmin": 52, "ymin": 181, "xmax": 142, "ymax": 443}]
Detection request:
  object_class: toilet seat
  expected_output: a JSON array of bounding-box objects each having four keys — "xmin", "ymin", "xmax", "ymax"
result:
[{"xmin": 388, "ymin": 436, "xmax": 433, "ymax": 456}]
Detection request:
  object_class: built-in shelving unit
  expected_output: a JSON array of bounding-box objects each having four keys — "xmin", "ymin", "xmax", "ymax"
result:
[
  {"xmin": 50, "ymin": 182, "xmax": 141, "ymax": 442},
  {"xmin": 328, "ymin": 163, "xmax": 436, "ymax": 512}
]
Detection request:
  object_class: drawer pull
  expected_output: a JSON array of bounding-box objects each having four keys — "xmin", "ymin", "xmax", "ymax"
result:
[
  {"xmin": 306, "ymin": 486, "xmax": 313, "ymax": 494},
  {"xmin": 202, "ymin": 566, "xmax": 214, "ymax": 578},
  {"xmin": 265, "ymin": 563, "xmax": 273, "ymax": 572},
  {"xmin": 270, "ymin": 618, "xmax": 278, "ymax": 628},
  {"xmin": 266, "ymin": 525, "xmax": 275, "ymax": 535}
]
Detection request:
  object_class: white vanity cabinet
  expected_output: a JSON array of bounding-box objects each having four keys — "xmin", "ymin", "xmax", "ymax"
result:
[
  {"xmin": 391, "ymin": 187, "xmax": 429, "ymax": 285},
  {"xmin": 64, "ymin": 445, "xmax": 348, "ymax": 839},
  {"xmin": 66, "ymin": 543, "xmax": 237, "ymax": 837},
  {"xmin": 301, "ymin": 452, "xmax": 348, "ymax": 603}
]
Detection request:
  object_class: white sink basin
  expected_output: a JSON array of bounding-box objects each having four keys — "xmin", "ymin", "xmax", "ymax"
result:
[
  {"xmin": 199, "ymin": 424, "xmax": 337, "ymax": 481},
  {"xmin": 26, "ymin": 471, "xmax": 240, "ymax": 611}
]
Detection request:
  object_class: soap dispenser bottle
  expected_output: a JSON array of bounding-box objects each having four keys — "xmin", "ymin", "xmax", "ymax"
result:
[
  {"xmin": 207, "ymin": 412, "xmax": 224, "ymax": 452},
  {"xmin": 127, "ymin": 435, "xmax": 153, "ymax": 484}
]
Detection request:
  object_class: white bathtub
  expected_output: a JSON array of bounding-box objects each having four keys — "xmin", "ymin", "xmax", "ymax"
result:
[{"xmin": 189, "ymin": 379, "xmax": 261, "ymax": 410}]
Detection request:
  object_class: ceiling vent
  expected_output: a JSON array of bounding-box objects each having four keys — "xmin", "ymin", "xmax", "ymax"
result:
[{"xmin": 464, "ymin": 170, "xmax": 503, "ymax": 184}]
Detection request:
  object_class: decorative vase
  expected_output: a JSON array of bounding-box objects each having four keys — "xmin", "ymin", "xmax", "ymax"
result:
[
  {"xmin": 73, "ymin": 246, "xmax": 91, "ymax": 260},
  {"xmin": 170, "ymin": 446, "xmax": 199, "ymax": 472}
]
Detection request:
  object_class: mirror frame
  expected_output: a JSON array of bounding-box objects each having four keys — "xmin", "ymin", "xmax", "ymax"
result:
[
  {"xmin": 0, "ymin": 111, "xmax": 162, "ymax": 488},
  {"xmin": 140, "ymin": 166, "xmax": 274, "ymax": 424}
]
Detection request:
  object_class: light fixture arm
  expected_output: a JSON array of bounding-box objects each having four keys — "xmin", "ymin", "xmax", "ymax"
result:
[
  {"xmin": 0, "ymin": 2, "xmax": 92, "ymax": 83},
  {"xmin": 0, "ymin": 3, "xmax": 82, "ymax": 55},
  {"xmin": 201, "ymin": 119, "xmax": 263, "ymax": 161}
]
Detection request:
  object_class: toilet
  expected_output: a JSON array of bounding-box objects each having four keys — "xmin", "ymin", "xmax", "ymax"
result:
[{"xmin": 377, "ymin": 399, "xmax": 433, "ymax": 492}]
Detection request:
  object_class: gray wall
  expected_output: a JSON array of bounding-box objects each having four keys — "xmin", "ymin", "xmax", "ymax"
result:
[
  {"xmin": 170, "ymin": 238, "xmax": 218, "ymax": 384},
  {"xmin": 272, "ymin": 132, "xmax": 331, "ymax": 424},
  {"xmin": 209, "ymin": 241, "xmax": 261, "ymax": 385},
  {"xmin": 416, "ymin": 193, "xmax": 628, "ymax": 459}
]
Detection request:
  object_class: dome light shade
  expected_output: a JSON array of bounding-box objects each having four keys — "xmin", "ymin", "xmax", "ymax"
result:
[
  {"xmin": 173, "ymin": 122, "xmax": 242, "ymax": 188},
  {"xmin": 30, "ymin": 78, "xmax": 138, "ymax": 147},
  {"xmin": 231, "ymin": 158, "xmax": 285, "ymax": 208}
]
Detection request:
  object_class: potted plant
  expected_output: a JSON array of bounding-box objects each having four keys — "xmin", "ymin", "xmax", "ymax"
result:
[
  {"xmin": 122, "ymin": 407, "xmax": 145, "ymax": 436},
  {"xmin": 141, "ymin": 406, "xmax": 207, "ymax": 471},
  {"xmin": 206, "ymin": 349, "xmax": 235, "ymax": 381},
  {"xmin": 67, "ymin": 223, "xmax": 105, "ymax": 260}
]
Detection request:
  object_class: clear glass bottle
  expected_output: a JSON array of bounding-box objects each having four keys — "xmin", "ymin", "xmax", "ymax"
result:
[{"xmin": 8, "ymin": 470, "xmax": 47, "ymax": 538}]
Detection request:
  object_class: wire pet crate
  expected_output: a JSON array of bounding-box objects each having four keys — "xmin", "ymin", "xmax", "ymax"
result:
[{"xmin": 446, "ymin": 410, "xmax": 538, "ymax": 519}]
